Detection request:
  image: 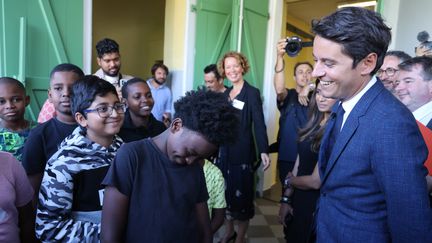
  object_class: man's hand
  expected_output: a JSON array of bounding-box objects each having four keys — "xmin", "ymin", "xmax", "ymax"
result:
[
  {"xmin": 278, "ymin": 203, "xmax": 293, "ymax": 227},
  {"xmin": 298, "ymin": 85, "xmax": 311, "ymax": 106},
  {"xmin": 276, "ymin": 38, "xmax": 287, "ymax": 57},
  {"xmin": 163, "ymin": 112, "xmax": 171, "ymax": 127},
  {"xmin": 415, "ymin": 45, "xmax": 432, "ymax": 57},
  {"xmin": 261, "ymin": 153, "xmax": 271, "ymax": 171}
]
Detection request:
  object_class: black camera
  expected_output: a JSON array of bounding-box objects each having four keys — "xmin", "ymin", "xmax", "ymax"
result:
[
  {"xmin": 285, "ymin": 36, "xmax": 313, "ymax": 57},
  {"xmin": 417, "ymin": 31, "xmax": 432, "ymax": 51}
]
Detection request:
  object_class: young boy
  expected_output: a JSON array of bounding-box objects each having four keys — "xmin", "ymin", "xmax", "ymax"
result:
[
  {"xmin": 36, "ymin": 75, "xmax": 125, "ymax": 242},
  {"xmin": 22, "ymin": 63, "xmax": 84, "ymax": 203},
  {"xmin": 101, "ymin": 89, "xmax": 239, "ymax": 243},
  {"xmin": 0, "ymin": 77, "xmax": 36, "ymax": 161},
  {"xmin": 118, "ymin": 77, "xmax": 166, "ymax": 142}
]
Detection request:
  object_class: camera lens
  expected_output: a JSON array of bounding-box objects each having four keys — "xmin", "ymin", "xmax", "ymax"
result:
[{"xmin": 285, "ymin": 36, "xmax": 303, "ymax": 57}]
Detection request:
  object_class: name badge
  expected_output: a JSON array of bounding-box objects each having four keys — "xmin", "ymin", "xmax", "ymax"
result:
[
  {"xmin": 232, "ymin": 99, "xmax": 245, "ymax": 110},
  {"xmin": 99, "ymin": 189, "xmax": 105, "ymax": 206}
]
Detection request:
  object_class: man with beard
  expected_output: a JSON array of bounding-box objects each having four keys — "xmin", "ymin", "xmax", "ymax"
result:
[
  {"xmin": 37, "ymin": 38, "xmax": 132, "ymax": 123},
  {"xmin": 147, "ymin": 63, "xmax": 172, "ymax": 127},
  {"xmin": 94, "ymin": 38, "xmax": 133, "ymax": 100}
]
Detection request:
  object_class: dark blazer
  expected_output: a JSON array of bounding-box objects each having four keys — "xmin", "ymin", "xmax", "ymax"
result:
[
  {"xmin": 224, "ymin": 81, "xmax": 268, "ymax": 166},
  {"xmin": 317, "ymin": 80, "xmax": 432, "ymax": 242}
]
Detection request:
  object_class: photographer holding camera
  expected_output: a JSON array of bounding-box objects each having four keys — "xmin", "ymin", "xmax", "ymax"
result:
[
  {"xmin": 415, "ymin": 31, "xmax": 432, "ymax": 57},
  {"xmin": 273, "ymin": 38, "xmax": 314, "ymax": 187}
]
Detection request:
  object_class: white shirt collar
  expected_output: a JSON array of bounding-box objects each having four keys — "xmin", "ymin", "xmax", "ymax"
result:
[
  {"xmin": 340, "ymin": 76, "xmax": 377, "ymax": 127},
  {"xmin": 413, "ymin": 100, "xmax": 432, "ymax": 126},
  {"xmin": 103, "ymin": 74, "xmax": 120, "ymax": 85}
]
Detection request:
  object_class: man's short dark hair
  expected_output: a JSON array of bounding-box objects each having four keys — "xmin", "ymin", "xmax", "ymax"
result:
[
  {"xmin": 293, "ymin": 62, "xmax": 313, "ymax": 75},
  {"xmin": 151, "ymin": 63, "xmax": 169, "ymax": 76},
  {"xmin": 0, "ymin": 77, "xmax": 26, "ymax": 93},
  {"xmin": 121, "ymin": 77, "xmax": 148, "ymax": 99},
  {"xmin": 386, "ymin": 51, "xmax": 411, "ymax": 63},
  {"xmin": 204, "ymin": 64, "xmax": 222, "ymax": 81},
  {"xmin": 71, "ymin": 75, "xmax": 118, "ymax": 117},
  {"xmin": 174, "ymin": 89, "xmax": 239, "ymax": 146},
  {"xmin": 312, "ymin": 7, "xmax": 391, "ymax": 74},
  {"xmin": 96, "ymin": 38, "xmax": 120, "ymax": 58},
  {"xmin": 50, "ymin": 63, "xmax": 84, "ymax": 79},
  {"xmin": 398, "ymin": 56, "xmax": 432, "ymax": 81}
]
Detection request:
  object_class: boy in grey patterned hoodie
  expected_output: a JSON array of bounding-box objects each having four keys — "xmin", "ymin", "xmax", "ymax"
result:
[{"xmin": 36, "ymin": 75, "xmax": 125, "ymax": 242}]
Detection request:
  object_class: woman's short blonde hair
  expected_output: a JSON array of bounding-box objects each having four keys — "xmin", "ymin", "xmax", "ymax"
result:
[{"xmin": 217, "ymin": 51, "xmax": 250, "ymax": 78}]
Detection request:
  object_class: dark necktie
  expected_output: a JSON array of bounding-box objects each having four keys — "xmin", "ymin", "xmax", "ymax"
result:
[{"xmin": 325, "ymin": 104, "xmax": 345, "ymax": 166}]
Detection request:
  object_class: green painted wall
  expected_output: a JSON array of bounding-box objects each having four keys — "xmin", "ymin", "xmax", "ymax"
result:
[
  {"xmin": 0, "ymin": 0, "xmax": 83, "ymax": 120},
  {"xmin": 194, "ymin": 0, "xmax": 268, "ymax": 90},
  {"xmin": 92, "ymin": 0, "xmax": 165, "ymax": 79}
]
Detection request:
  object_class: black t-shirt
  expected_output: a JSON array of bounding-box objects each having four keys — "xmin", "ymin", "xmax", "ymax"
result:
[
  {"xmin": 118, "ymin": 110, "xmax": 166, "ymax": 143},
  {"xmin": 22, "ymin": 118, "xmax": 77, "ymax": 174},
  {"xmin": 102, "ymin": 138, "xmax": 208, "ymax": 243}
]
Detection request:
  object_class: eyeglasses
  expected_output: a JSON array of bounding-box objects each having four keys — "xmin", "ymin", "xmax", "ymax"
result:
[
  {"xmin": 84, "ymin": 103, "xmax": 126, "ymax": 118},
  {"xmin": 376, "ymin": 67, "xmax": 398, "ymax": 77}
]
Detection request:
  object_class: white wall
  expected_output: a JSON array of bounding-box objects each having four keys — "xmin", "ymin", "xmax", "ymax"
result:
[
  {"xmin": 258, "ymin": 0, "xmax": 283, "ymax": 192},
  {"xmin": 381, "ymin": 0, "xmax": 432, "ymax": 56}
]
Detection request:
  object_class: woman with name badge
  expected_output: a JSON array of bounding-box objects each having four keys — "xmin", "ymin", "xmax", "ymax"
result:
[{"xmin": 216, "ymin": 51, "xmax": 270, "ymax": 243}]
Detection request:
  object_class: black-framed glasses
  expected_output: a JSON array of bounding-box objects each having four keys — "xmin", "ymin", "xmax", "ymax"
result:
[
  {"xmin": 376, "ymin": 67, "xmax": 398, "ymax": 77},
  {"xmin": 84, "ymin": 103, "xmax": 126, "ymax": 118}
]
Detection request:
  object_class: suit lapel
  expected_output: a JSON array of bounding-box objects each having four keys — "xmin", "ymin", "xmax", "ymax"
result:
[{"xmin": 321, "ymin": 81, "xmax": 385, "ymax": 184}]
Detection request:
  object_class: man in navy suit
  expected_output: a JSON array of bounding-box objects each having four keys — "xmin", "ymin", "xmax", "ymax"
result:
[{"xmin": 311, "ymin": 7, "xmax": 432, "ymax": 242}]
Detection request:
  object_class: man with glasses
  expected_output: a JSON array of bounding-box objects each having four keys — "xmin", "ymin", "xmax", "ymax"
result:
[{"xmin": 377, "ymin": 51, "xmax": 411, "ymax": 94}]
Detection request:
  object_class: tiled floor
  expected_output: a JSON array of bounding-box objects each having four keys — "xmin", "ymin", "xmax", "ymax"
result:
[{"xmin": 215, "ymin": 182, "xmax": 285, "ymax": 243}]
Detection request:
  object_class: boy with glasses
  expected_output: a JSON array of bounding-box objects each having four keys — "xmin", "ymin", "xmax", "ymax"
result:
[{"xmin": 36, "ymin": 75, "xmax": 124, "ymax": 242}]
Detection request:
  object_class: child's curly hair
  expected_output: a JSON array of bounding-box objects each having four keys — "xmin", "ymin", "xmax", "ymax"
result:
[{"xmin": 174, "ymin": 89, "xmax": 239, "ymax": 146}]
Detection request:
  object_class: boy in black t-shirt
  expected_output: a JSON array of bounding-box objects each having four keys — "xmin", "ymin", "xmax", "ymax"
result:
[
  {"xmin": 118, "ymin": 77, "xmax": 166, "ymax": 142},
  {"xmin": 101, "ymin": 89, "xmax": 239, "ymax": 243},
  {"xmin": 22, "ymin": 63, "xmax": 84, "ymax": 204}
]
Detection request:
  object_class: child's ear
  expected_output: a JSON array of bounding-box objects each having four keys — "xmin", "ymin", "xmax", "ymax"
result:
[
  {"xmin": 47, "ymin": 89, "xmax": 53, "ymax": 103},
  {"xmin": 170, "ymin": 118, "xmax": 182, "ymax": 133},
  {"xmin": 24, "ymin": 95, "xmax": 30, "ymax": 107},
  {"xmin": 75, "ymin": 112, "xmax": 88, "ymax": 128}
]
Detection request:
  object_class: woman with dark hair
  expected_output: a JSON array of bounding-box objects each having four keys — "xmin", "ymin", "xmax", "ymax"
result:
[
  {"xmin": 278, "ymin": 80, "xmax": 336, "ymax": 243},
  {"xmin": 216, "ymin": 51, "xmax": 270, "ymax": 243}
]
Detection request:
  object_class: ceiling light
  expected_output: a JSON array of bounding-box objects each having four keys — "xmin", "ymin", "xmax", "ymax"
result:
[{"xmin": 337, "ymin": 1, "xmax": 377, "ymax": 9}]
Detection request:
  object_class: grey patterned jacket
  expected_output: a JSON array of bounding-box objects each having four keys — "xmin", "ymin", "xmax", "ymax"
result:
[{"xmin": 36, "ymin": 127, "xmax": 122, "ymax": 243}]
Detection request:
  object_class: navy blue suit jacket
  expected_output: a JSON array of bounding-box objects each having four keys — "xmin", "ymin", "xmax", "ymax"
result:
[{"xmin": 317, "ymin": 80, "xmax": 432, "ymax": 242}]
